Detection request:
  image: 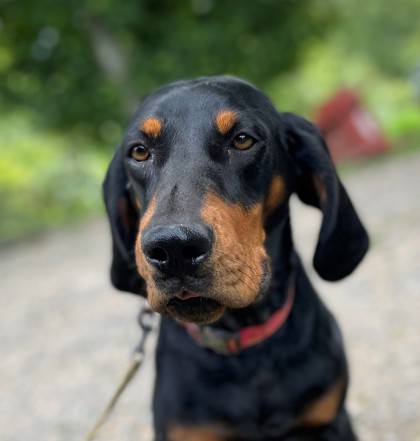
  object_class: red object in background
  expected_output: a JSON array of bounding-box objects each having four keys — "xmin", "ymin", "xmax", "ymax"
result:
[{"xmin": 314, "ymin": 89, "xmax": 389, "ymax": 163}]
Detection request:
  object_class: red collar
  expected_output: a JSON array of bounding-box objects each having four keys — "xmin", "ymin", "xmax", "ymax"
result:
[{"xmin": 184, "ymin": 271, "xmax": 296, "ymax": 355}]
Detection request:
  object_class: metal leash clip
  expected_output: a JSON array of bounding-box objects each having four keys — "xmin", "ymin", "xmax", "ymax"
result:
[{"xmin": 86, "ymin": 302, "xmax": 157, "ymax": 441}]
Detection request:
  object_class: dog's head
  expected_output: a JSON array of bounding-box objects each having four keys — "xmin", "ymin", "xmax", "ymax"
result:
[{"xmin": 103, "ymin": 76, "xmax": 368, "ymax": 324}]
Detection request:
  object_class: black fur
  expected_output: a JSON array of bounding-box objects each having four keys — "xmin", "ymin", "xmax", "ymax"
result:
[{"xmin": 103, "ymin": 76, "xmax": 369, "ymax": 440}]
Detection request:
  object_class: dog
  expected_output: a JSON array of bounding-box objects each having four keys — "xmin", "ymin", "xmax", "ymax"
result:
[{"xmin": 103, "ymin": 76, "xmax": 369, "ymax": 441}]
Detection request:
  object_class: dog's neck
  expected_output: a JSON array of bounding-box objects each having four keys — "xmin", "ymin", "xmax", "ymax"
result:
[{"xmin": 214, "ymin": 213, "xmax": 295, "ymax": 331}]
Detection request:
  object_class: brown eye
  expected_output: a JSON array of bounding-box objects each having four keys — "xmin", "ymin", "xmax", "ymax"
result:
[
  {"xmin": 232, "ymin": 133, "xmax": 255, "ymax": 150},
  {"xmin": 130, "ymin": 145, "xmax": 150, "ymax": 161}
]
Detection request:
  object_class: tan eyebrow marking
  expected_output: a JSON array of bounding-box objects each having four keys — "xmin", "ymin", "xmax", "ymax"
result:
[
  {"xmin": 140, "ymin": 117, "xmax": 162, "ymax": 138},
  {"xmin": 215, "ymin": 110, "xmax": 237, "ymax": 135}
]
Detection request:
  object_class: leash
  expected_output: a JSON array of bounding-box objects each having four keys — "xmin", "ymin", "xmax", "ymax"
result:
[{"xmin": 86, "ymin": 302, "xmax": 157, "ymax": 441}]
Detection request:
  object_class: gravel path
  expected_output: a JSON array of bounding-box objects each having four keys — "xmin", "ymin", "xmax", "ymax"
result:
[{"xmin": 1, "ymin": 152, "xmax": 419, "ymax": 441}]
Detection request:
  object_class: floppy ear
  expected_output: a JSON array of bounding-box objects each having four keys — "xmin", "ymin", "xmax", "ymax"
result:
[
  {"xmin": 282, "ymin": 112, "xmax": 369, "ymax": 281},
  {"xmin": 102, "ymin": 148, "xmax": 145, "ymax": 295}
]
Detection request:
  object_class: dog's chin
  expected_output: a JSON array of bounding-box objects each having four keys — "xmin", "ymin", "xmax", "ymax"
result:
[
  {"xmin": 165, "ymin": 297, "xmax": 225, "ymax": 324},
  {"xmin": 146, "ymin": 260, "xmax": 271, "ymax": 324},
  {"xmin": 147, "ymin": 288, "xmax": 225, "ymax": 324}
]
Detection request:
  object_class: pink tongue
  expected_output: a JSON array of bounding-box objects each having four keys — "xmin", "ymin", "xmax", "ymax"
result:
[{"xmin": 176, "ymin": 291, "xmax": 200, "ymax": 301}]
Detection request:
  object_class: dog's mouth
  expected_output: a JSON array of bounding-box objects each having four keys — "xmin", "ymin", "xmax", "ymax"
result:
[
  {"xmin": 166, "ymin": 294, "xmax": 224, "ymax": 324},
  {"xmin": 144, "ymin": 257, "xmax": 272, "ymax": 324},
  {"xmin": 174, "ymin": 290, "xmax": 201, "ymax": 301}
]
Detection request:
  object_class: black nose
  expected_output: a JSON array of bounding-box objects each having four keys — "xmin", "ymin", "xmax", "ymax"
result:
[{"xmin": 141, "ymin": 224, "xmax": 213, "ymax": 275}]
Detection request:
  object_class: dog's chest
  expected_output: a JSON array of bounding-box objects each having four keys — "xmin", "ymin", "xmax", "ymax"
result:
[{"xmin": 155, "ymin": 319, "xmax": 338, "ymax": 438}]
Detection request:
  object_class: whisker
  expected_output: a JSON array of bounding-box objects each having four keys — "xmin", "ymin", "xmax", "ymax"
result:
[
  {"xmin": 235, "ymin": 255, "xmax": 259, "ymax": 278},
  {"xmin": 236, "ymin": 266, "xmax": 259, "ymax": 288},
  {"xmin": 235, "ymin": 274, "xmax": 258, "ymax": 294}
]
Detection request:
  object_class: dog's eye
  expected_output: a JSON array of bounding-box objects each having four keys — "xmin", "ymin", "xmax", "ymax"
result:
[
  {"xmin": 130, "ymin": 145, "xmax": 150, "ymax": 162},
  {"xmin": 232, "ymin": 134, "xmax": 255, "ymax": 150}
]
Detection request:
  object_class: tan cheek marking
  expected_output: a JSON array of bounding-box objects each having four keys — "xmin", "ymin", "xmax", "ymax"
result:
[
  {"xmin": 135, "ymin": 195, "xmax": 157, "ymax": 291},
  {"xmin": 265, "ymin": 175, "xmax": 286, "ymax": 216},
  {"xmin": 215, "ymin": 110, "xmax": 237, "ymax": 135},
  {"xmin": 140, "ymin": 117, "xmax": 162, "ymax": 138},
  {"xmin": 169, "ymin": 425, "xmax": 233, "ymax": 441},
  {"xmin": 300, "ymin": 378, "xmax": 345, "ymax": 427},
  {"xmin": 201, "ymin": 193, "xmax": 268, "ymax": 307},
  {"xmin": 134, "ymin": 194, "xmax": 172, "ymax": 314},
  {"xmin": 202, "ymin": 193, "xmax": 265, "ymax": 250},
  {"xmin": 138, "ymin": 195, "xmax": 157, "ymax": 232}
]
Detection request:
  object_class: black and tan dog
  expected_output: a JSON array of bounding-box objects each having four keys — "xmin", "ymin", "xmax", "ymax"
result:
[{"xmin": 103, "ymin": 76, "xmax": 369, "ymax": 441}]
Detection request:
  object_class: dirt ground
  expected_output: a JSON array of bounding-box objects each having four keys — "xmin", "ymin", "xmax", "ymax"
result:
[{"xmin": 1, "ymin": 152, "xmax": 419, "ymax": 441}]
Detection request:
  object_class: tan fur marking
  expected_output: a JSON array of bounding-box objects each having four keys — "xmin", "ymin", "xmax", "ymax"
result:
[
  {"xmin": 300, "ymin": 378, "xmax": 345, "ymax": 427},
  {"xmin": 138, "ymin": 195, "xmax": 156, "ymax": 231},
  {"xmin": 169, "ymin": 424, "xmax": 233, "ymax": 441},
  {"xmin": 135, "ymin": 195, "xmax": 157, "ymax": 302},
  {"xmin": 200, "ymin": 193, "xmax": 269, "ymax": 310},
  {"xmin": 140, "ymin": 117, "xmax": 162, "ymax": 138},
  {"xmin": 265, "ymin": 175, "xmax": 286, "ymax": 216},
  {"xmin": 135, "ymin": 192, "xmax": 269, "ymax": 323},
  {"xmin": 215, "ymin": 110, "xmax": 237, "ymax": 135}
]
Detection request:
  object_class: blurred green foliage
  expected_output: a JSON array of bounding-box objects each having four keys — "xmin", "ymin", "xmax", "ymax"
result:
[
  {"xmin": 266, "ymin": 0, "xmax": 420, "ymax": 141},
  {"xmin": 0, "ymin": 0, "xmax": 338, "ymax": 131},
  {"xmin": 1, "ymin": 0, "xmax": 420, "ymax": 243},
  {"xmin": 0, "ymin": 112, "xmax": 109, "ymax": 242},
  {"xmin": 268, "ymin": 39, "xmax": 420, "ymax": 139}
]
